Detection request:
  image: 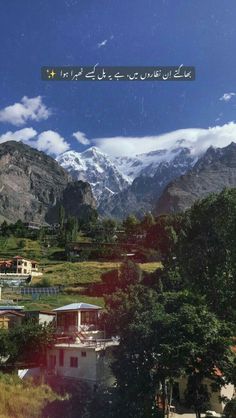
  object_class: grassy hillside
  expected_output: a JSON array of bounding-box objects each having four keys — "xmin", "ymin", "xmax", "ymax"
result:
[
  {"xmin": 0, "ymin": 237, "xmax": 161, "ymax": 310},
  {"xmin": 0, "ymin": 236, "xmax": 58, "ymax": 261},
  {"xmin": 42, "ymin": 260, "xmax": 160, "ymax": 286},
  {"xmin": 0, "ymin": 373, "xmax": 62, "ymax": 418}
]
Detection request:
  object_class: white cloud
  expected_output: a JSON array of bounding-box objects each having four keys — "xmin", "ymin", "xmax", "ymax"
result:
[
  {"xmin": 0, "ymin": 128, "xmax": 37, "ymax": 144},
  {"xmin": 97, "ymin": 39, "xmax": 108, "ymax": 48},
  {"xmin": 0, "ymin": 128, "xmax": 69, "ymax": 157},
  {"xmin": 36, "ymin": 130, "xmax": 70, "ymax": 156},
  {"xmin": 0, "ymin": 96, "xmax": 51, "ymax": 126},
  {"xmin": 73, "ymin": 130, "xmax": 90, "ymax": 145},
  {"xmin": 219, "ymin": 92, "xmax": 236, "ymax": 102},
  {"xmin": 93, "ymin": 122, "xmax": 236, "ymax": 157}
]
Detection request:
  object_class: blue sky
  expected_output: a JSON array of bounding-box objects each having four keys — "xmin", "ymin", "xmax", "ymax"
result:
[{"xmin": 0, "ymin": 0, "xmax": 236, "ymax": 157}]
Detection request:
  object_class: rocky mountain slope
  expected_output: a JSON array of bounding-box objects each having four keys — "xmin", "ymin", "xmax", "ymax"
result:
[
  {"xmin": 156, "ymin": 142, "xmax": 236, "ymax": 215},
  {"xmin": 0, "ymin": 141, "xmax": 96, "ymax": 223}
]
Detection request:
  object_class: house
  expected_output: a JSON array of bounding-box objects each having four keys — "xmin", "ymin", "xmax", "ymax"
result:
[
  {"xmin": 0, "ymin": 310, "xmax": 25, "ymax": 329},
  {"xmin": 0, "ymin": 256, "xmax": 42, "ymax": 277},
  {"xmin": 46, "ymin": 302, "xmax": 119, "ymax": 389},
  {"xmin": 24, "ymin": 221, "xmax": 49, "ymax": 231},
  {"xmin": 12, "ymin": 256, "xmax": 40, "ymax": 276}
]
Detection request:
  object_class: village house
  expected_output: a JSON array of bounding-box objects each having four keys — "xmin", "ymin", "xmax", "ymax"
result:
[
  {"xmin": 0, "ymin": 256, "xmax": 42, "ymax": 277},
  {"xmin": 0, "ymin": 310, "xmax": 25, "ymax": 330},
  {"xmin": 24, "ymin": 221, "xmax": 49, "ymax": 231},
  {"xmin": 46, "ymin": 302, "xmax": 119, "ymax": 389}
]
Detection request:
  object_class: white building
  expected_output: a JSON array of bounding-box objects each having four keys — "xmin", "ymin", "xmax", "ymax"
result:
[
  {"xmin": 47, "ymin": 303, "xmax": 119, "ymax": 389},
  {"xmin": 0, "ymin": 256, "xmax": 42, "ymax": 277},
  {"xmin": 12, "ymin": 256, "xmax": 42, "ymax": 276}
]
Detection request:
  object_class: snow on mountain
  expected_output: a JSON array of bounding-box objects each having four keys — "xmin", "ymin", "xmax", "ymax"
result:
[
  {"xmin": 57, "ymin": 144, "xmax": 199, "ymax": 209},
  {"xmin": 113, "ymin": 146, "xmax": 198, "ymax": 179},
  {"xmin": 57, "ymin": 147, "xmax": 131, "ymax": 203},
  {"xmin": 57, "ymin": 140, "xmax": 236, "ymax": 218}
]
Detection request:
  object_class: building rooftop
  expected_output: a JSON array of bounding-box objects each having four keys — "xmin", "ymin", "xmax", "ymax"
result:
[
  {"xmin": 0, "ymin": 305, "xmax": 24, "ymax": 311},
  {"xmin": 0, "ymin": 310, "xmax": 25, "ymax": 317},
  {"xmin": 13, "ymin": 256, "xmax": 38, "ymax": 263},
  {"xmin": 54, "ymin": 303, "xmax": 102, "ymax": 312},
  {"xmin": 26, "ymin": 310, "xmax": 56, "ymax": 315}
]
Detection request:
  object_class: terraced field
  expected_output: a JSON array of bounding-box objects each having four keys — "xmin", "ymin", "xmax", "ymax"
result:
[{"xmin": 0, "ymin": 237, "xmax": 161, "ymax": 310}]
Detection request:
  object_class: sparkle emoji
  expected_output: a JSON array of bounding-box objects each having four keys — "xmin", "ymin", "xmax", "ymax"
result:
[{"xmin": 47, "ymin": 69, "xmax": 57, "ymax": 79}]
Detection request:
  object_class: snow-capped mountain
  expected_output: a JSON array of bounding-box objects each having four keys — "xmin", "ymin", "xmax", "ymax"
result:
[
  {"xmin": 99, "ymin": 147, "xmax": 196, "ymax": 219},
  {"xmin": 57, "ymin": 147, "xmax": 131, "ymax": 203},
  {"xmin": 57, "ymin": 144, "xmax": 198, "ymax": 217}
]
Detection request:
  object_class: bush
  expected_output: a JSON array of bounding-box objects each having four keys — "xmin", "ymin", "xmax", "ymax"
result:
[
  {"xmin": 35, "ymin": 277, "xmax": 51, "ymax": 288},
  {"xmin": 224, "ymin": 399, "xmax": 236, "ymax": 418}
]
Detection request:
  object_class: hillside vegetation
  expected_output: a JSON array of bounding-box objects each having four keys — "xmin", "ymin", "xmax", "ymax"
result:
[
  {"xmin": 0, "ymin": 373, "xmax": 62, "ymax": 418},
  {"xmin": 0, "ymin": 236, "xmax": 160, "ymax": 310}
]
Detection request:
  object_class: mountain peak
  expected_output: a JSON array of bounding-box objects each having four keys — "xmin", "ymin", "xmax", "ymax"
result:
[
  {"xmin": 81, "ymin": 146, "xmax": 105, "ymax": 158},
  {"xmin": 57, "ymin": 145, "xmax": 130, "ymax": 203}
]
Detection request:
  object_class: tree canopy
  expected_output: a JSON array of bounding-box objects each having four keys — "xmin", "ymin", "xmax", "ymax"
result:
[{"xmin": 100, "ymin": 189, "xmax": 236, "ymax": 417}]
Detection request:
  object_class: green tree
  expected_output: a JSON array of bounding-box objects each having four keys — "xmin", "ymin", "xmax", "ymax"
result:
[
  {"xmin": 18, "ymin": 239, "xmax": 26, "ymax": 249},
  {"xmin": 0, "ymin": 329, "xmax": 12, "ymax": 364},
  {"xmin": 141, "ymin": 212, "xmax": 156, "ymax": 230},
  {"xmin": 122, "ymin": 214, "xmax": 140, "ymax": 239},
  {"xmin": 13, "ymin": 219, "xmax": 26, "ymax": 237},
  {"xmin": 65, "ymin": 216, "xmax": 79, "ymax": 243},
  {"xmin": 104, "ymin": 288, "xmax": 235, "ymax": 418},
  {"xmin": 59, "ymin": 205, "xmax": 65, "ymax": 229},
  {"xmin": 144, "ymin": 214, "xmax": 181, "ymax": 261},
  {"xmin": 89, "ymin": 261, "xmax": 142, "ymax": 297},
  {"xmin": 224, "ymin": 398, "xmax": 236, "ymax": 418},
  {"xmin": 93, "ymin": 218, "xmax": 118, "ymax": 243},
  {"xmin": 171, "ymin": 189, "xmax": 236, "ymax": 322},
  {"xmin": 0, "ymin": 220, "xmax": 10, "ymax": 237},
  {"xmin": 2, "ymin": 322, "xmax": 55, "ymax": 367}
]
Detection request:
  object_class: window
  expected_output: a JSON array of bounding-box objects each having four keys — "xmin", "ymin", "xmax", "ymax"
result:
[
  {"xmin": 57, "ymin": 312, "xmax": 77, "ymax": 331},
  {"xmin": 59, "ymin": 349, "xmax": 64, "ymax": 366},
  {"xmin": 81, "ymin": 311, "xmax": 97, "ymax": 325},
  {"xmin": 70, "ymin": 357, "xmax": 78, "ymax": 368},
  {"xmin": 81, "ymin": 351, "xmax": 87, "ymax": 357}
]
